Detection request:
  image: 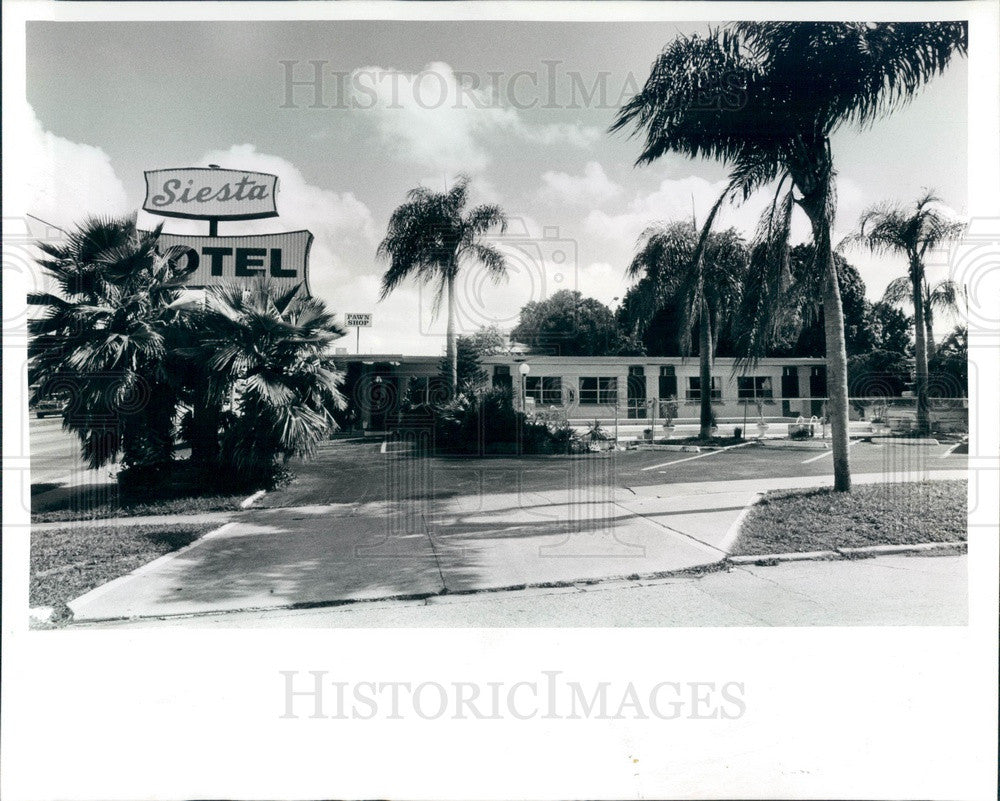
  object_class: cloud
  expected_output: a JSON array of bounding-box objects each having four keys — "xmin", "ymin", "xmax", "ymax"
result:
[
  {"xmin": 540, "ymin": 162, "xmax": 622, "ymax": 206},
  {"xmin": 10, "ymin": 101, "xmax": 130, "ymax": 229},
  {"xmin": 346, "ymin": 62, "xmax": 601, "ymax": 173}
]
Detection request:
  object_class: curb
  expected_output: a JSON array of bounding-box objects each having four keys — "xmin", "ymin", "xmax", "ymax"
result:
[
  {"xmin": 718, "ymin": 492, "xmax": 763, "ymax": 554},
  {"xmin": 864, "ymin": 436, "xmax": 941, "ymax": 446},
  {"xmin": 633, "ymin": 444, "xmax": 701, "ymax": 453},
  {"xmin": 729, "ymin": 540, "xmax": 966, "ymax": 566},
  {"xmin": 240, "ymin": 489, "xmax": 267, "ymax": 509},
  {"xmin": 67, "ymin": 521, "xmax": 238, "ymax": 621}
]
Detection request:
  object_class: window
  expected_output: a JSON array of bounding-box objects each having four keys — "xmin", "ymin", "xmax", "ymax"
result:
[
  {"xmin": 686, "ymin": 376, "xmax": 721, "ymax": 400},
  {"xmin": 579, "ymin": 377, "xmax": 618, "ymax": 405},
  {"xmin": 659, "ymin": 365, "xmax": 677, "ymax": 399},
  {"xmin": 525, "ymin": 376, "xmax": 562, "ymax": 405},
  {"xmin": 738, "ymin": 376, "xmax": 774, "ymax": 400}
]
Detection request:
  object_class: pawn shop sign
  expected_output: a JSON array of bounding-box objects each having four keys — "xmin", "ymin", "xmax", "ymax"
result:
[{"xmin": 345, "ymin": 313, "xmax": 373, "ymax": 327}]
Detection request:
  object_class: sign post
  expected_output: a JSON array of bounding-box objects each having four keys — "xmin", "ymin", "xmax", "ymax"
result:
[{"xmin": 344, "ymin": 313, "xmax": 373, "ymax": 354}]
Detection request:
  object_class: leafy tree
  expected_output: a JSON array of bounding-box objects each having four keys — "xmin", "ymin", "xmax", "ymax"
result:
[
  {"xmin": 612, "ymin": 21, "xmax": 966, "ymax": 490},
  {"xmin": 625, "ymin": 221, "xmax": 748, "ymax": 438},
  {"xmin": 28, "ymin": 214, "xmax": 195, "ymax": 472},
  {"xmin": 868, "ymin": 301, "xmax": 913, "ymax": 355},
  {"xmin": 194, "ymin": 282, "xmax": 347, "ymax": 487},
  {"xmin": 448, "ymin": 324, "xmax": 507, "ymax": 391},
  {"xmin": 845, "ymin": 192, "xmax": 965, "ymax": 433},
  {"xmin": 377, "ymin": 175, "xmax": 508, "ymax": 393},
  {"xmin": 511, "ymin": 290, "xmax": 642, "ymax": 356}
]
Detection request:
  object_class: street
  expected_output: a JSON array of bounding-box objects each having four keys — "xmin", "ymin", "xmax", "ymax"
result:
[{"xmin": 76, "ymin": 552, "xmax": 967, "ymax": 628}]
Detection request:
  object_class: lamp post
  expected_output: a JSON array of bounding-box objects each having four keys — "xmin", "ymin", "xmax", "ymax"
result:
[{"xmin": 518, "ymin": 362, "xmax": 530, "ymax": 413}]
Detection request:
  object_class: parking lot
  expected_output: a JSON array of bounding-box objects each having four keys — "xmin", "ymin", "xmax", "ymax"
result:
[{"xmin": 260, "ymin": 436, "xmax": 968, "ymax": 509}]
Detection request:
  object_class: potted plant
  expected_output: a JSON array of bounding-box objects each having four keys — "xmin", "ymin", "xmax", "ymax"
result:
[
  {"xmin": 755, "ymin": 400, "xmax": 769, "ymax": 438},
  {"xmin": 587, "ymin": 419, "xmax": 613, "ymax": 451},
  {"xmin": 661, "ymin": 395, "xmax": 678, "ymax": 440}
]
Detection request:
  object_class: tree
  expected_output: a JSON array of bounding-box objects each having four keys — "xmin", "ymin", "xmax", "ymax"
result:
[
  {"xmin": 846, "ymin": 192, "xmax": 965, "ymax": 433},
  {"xmin": 882, "ymin": 275, "xmax": 965, "ymax": 359},
  {"xmin": 625, "ymin": 221, "xmax": 748, "ymax": 438},
  {"xmin": 612, "ymin": 22, "xmax": 966, "ymax": 490},
  {"xmin": 868, "ymin": 301, "xmax": 913, "ymax": 355},
  {"xmin": 377, "ymin": 175, "xmax": 508, "ymax": 394},
  {"xmin": 456, "ymin": 325, "xmax": 507, "ymax": 391},
  {"xmin": 929, "ymin": 325, "xmax": 967, "ymax": 397},
  {"xmin": 194, "ymin": 282, "xmax": 347, "ymax": 487},
  {"xmin": 28, "ymin": 214, "xmax": 195, "ymax": 472},
  {"xmin": 511, "ymin": 290, "xmax": 642, "ymax": 356}
]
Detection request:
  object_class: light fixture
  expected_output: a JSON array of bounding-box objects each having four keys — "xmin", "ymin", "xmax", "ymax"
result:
[{"xmin": 518, "ymin": 363, "xmax": 531, "ymax": 376}]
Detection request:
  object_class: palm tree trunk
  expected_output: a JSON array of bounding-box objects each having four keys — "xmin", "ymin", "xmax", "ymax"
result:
[
  {"xmin": 807, "ymin": 209, "xmax": 852, "ymax": 492},
  {"xmin": 924, "ymin": 309, "xmax": 936, "ymax": 361},
  {"xmin": 699, "ymin": 303, "xmax": 714, "ymax": 439},
  {"xmin": 446, "ymin": 272, "xmax": 458, "ymax": 394},
  {"xmin": 911, "ymin": 264, "xmax": 931, "ymax": 434}
]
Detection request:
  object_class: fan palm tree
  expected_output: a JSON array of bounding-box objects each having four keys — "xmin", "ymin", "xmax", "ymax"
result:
[
  {"xmin": 845, "ymin": 192, "xmax": 965, "ymax": 433},
  {"xmin": 881, "ymin": 275, "xmax": 966, "ymax": 359},
  {"xmin": 377, "ymin": 175, "xmax": 508, "ymax": 394},
  {"xmin": 28, "ymin": 214, "xmax": 196, "ymax": 471},
  {"xmin": 626, "ymin": 221, "xmax": 748, "ymax": 438},
  {"xmin": 612, "ymin": 22, "xmax": 966, "ymax": 490},
  {"xmin": 195, "ymin": 281, "xmax": 347, "ymax": 486}
]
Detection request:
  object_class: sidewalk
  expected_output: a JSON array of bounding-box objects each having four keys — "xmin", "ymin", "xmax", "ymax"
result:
[{"xmin": 65, "ymin": 469, "xmax": 966, "ymax": 623}]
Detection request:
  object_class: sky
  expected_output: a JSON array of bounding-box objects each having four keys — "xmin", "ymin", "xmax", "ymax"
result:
[{"xmin": 19, "ymin": 21, "xmax": 968, "ymax": 355}]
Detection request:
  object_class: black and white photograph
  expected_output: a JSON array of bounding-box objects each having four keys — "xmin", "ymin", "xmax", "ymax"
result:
[{"xmin": 3, "ymin": 1, "xmax": 998, "ymax": 799}]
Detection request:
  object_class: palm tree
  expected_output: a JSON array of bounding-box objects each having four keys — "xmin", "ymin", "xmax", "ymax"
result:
[
  {"xmin": 881, "ymin": 275, "xmax": 965, "ymax": 359},
  {"xmin": 28, "ymin": 214, "xmax": 195, "ymax": 471},
  {"xmin": 612, "ymin": 22, "xmax": 966, "ymax": 490},
  {"xmin": 195, "ymin": 281, "xmax": 347, "ymax": 486},
  {"xmin": 845, "ymin": 192, "xmax": 965, "ymax": 433},
  {"xmin": 626, "ymin": 221, "xmax": 748, "ymax": 438},
  {"xmin": 377, "ymin": 175, "xmax": 508, "ymax": 393}
]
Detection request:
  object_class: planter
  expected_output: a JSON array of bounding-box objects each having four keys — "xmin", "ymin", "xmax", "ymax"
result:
[
  {"xmin": 756, "ymin": 422, "xmax": 770, "ymax": 438},
  {"xmin": 709, "ymin": 425, "xmax": 719, "ymax": 437},
  {"xmin": 871, "ymin": 422, "xmax": 888, "ymax": 434},
  {"xmin": 663, "ymin": 425, "xmax": 676, "ymax": 440}
]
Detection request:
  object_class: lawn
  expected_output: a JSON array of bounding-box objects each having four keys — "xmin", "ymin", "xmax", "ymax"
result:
[
  {"xmin": 32, "ymin": 459, "xmax": 248, "ymax": 523},
  {"xmin": 30, "ymin": 522, "xmax": 216, "ymax": 615},
  {"xmin": 731, "ymin": 479, "xmax": 967, "ymax": 556}
]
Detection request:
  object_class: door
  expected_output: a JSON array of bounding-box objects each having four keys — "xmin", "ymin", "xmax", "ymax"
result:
[
  {"xmin": 809, "ymin": 366, "xmax": 827, "ymax": 417},
  {"xmin": 627, "ymin": 366, "xmax": 647, "ymax": 419},
  {"xmin": 781, "ymin": 366, "xmax": 799, "ymax": 416}
]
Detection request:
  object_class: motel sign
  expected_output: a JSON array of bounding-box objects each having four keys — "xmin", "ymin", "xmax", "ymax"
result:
[
  {"xmin": 143, "ymin": 165, "xmax": 312, "ymax": 293},
  {"xmin": 156, "ymin": 231, "xmax": 313, "ymax": 291}
]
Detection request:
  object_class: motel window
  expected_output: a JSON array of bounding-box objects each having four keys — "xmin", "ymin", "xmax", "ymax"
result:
[
  {"xmin": 525, "ymin": 376, "xmax": 563, "ymax": 405},
  {"xmin": 579, "ymin": 377, "xmax": 618, "ymax": 405},
  {"xmin": 686, "ymin": 377, "xmax": 721, "ymax": 401},
  {"xmin": 737, "ymin": 376, "xmax": 774, "ymax": 401}
]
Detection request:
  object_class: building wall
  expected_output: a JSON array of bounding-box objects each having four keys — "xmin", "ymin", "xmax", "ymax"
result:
[{"xmin": 481, "ymin": 355, "xmax": 828, "ymax": 423}]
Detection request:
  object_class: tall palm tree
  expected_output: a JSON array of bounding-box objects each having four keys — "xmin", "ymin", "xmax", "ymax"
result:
[
  {"xmin": 194, "ymin": 281, "xmax": 347, "ymax": 486},
  {"xmin": 377, "ymin": 175, "xmax": 508, "ymax": 393},
  {"xmin": 881, "ymin": 275, "xmax": 966, "ymax": 359},
  {"xmin": 845, "ymin": 192, "xmax": 965, "ymax": 433},
  {"xmin": 612, "ymin": 22, "xmax": 966, "ymax": 490},
  {"xmin": 626, "ymin": 221, "xmax": 748, "ymax": 438},
  {"xmin": 28, "ymin": 214, "xmax": 195, "ymax": 471}
]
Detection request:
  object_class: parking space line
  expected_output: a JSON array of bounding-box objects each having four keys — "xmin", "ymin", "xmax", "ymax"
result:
[
  {"xmin": 801, "ymin": 439, "xmax": 857, "ymax": 464},
  {"xmin": 939, "ymin": 442, "xmax": 962, "ymax": 459},
  {"xmin": 641, "ymin": 441, "xmax": 753, "ymax": 471}
]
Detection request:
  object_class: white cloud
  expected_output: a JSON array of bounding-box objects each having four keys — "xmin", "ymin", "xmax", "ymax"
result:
[
  {"xmin": 540, "ymin": 162, "xmax": 622, "ymax": 206},
  {"xmin": 347, "ymin": 62, "xmax": 601, "ymax": 173},
  {"xmin": 9, "ymin": 101, "xmax": 130, "ymax": 229}
]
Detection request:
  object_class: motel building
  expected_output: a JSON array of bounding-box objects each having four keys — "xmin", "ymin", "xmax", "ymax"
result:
[{"xmin": 337, "ymin": 352, "xmax": 833, "ymax": 435}]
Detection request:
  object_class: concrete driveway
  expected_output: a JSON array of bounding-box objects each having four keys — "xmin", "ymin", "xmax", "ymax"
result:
[{"xmin": 67, "ymin": 482, "xmax": 758, "ymax": 622}]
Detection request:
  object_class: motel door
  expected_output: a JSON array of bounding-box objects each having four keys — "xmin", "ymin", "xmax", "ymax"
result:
[
  {"xmin": 781, "ymin": 366, "xmax": 799, "ymax": 416},
  {"xmin": 627, "ymin": 366, "xmax": 647, "ymax": 419},
  {"xmin": 368, "ymin": 365, "xmax": 399, "ymax": 431},
  {"xmin": 809, "ymin": 366, "xmax": 827, "ymax": 417}
]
